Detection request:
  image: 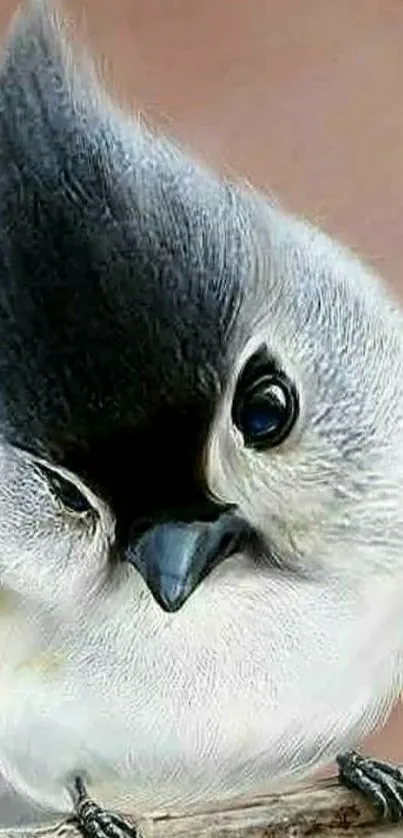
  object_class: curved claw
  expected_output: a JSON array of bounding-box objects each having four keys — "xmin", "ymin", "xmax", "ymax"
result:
[{"xmin": 337, "ymin": 750, "xmax": 403, "ymax": 823}]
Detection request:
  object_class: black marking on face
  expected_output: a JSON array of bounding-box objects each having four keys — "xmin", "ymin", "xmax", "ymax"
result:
[{"xmin": 0, "ymin": 26, "xmax": 253, "ymax": 528}]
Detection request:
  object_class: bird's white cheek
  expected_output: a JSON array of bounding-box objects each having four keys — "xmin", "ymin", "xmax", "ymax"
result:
[
  {"xmin": 206, "ymin": 433, "xmax": 270, "ymax": 529},
  {"xmin": 205, "ymin": 424, "xmax": 244, "ymax": 505},
  {"xmin": 0, "ymin": 519, "xmax": 112, "ymax": 611}
]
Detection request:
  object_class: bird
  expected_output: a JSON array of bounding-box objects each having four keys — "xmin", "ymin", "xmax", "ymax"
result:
[{"xmin": 1, "ymin": 1, "xmax": 403, "ymax": 836}]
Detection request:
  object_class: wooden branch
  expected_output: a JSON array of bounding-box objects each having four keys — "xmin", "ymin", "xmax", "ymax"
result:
[{"xmin": 1, "ymin": 777, "xmax": 402, "ymax": 838}]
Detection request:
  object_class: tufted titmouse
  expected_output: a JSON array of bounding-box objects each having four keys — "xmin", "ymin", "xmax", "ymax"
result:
[{"xmin": 1, "ymin": 2, "xmax": 403, "ymax": 835}]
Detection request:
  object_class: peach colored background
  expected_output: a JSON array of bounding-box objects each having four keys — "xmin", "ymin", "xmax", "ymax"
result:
[{"xmin": 1, "ymin": 0, "xmax": 403, "ymax": 793}]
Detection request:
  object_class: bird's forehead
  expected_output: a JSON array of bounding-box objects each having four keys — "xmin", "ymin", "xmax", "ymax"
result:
[
  {"xmin": 0, "ymin": 0, "xmax": 261, "ymax": 491},
  {"xmin": 0, "ymin": 170, "xmax": 254, "ymax": 476}
]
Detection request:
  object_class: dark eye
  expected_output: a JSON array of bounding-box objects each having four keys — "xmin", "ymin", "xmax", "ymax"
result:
[
  {"xmin": 37, "ymin": 465, "xmax": 92, "ymax": 514},
  {"xmin": 232, "ymin": 362, "xmax": 298, "ymax": 450}
]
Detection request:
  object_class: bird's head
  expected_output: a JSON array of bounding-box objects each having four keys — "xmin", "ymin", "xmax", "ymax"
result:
[{"xmin": 0, "ymin": 1, "xmax": 403, "ymax": 618}]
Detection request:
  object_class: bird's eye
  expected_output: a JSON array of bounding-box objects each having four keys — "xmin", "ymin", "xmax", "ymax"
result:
[
  {"xmin": 37, "ymin": 465, "xmax": 92, "ymax": 514},
  {"xmin": 232, "ymin": 354, "xmax": 298, "ymax": 450}
]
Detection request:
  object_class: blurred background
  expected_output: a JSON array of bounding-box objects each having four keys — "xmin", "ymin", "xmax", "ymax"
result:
[{"xmin": 0, "ymin": 0, "xmax": 403, "ymax": 822}]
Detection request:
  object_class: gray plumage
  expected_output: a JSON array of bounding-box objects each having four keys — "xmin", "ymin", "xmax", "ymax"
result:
[{"xmin": 0, "ymin": 0, "xmax": 402, "ymax": 822}]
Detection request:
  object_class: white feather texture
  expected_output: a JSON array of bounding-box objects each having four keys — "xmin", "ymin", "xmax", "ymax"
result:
[{"xmin": 0, "ymin": 0, "xmax": 402, "ymax": 821}]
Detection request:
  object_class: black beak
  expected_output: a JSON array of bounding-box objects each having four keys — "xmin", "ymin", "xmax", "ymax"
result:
[{"xmin": 125, "ymin": 511, "xmax": 251, "ymax": 612}]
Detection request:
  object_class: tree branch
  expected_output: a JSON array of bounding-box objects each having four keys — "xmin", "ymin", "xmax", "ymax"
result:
[{"xmin": 1, "ymin": 776, "xmax": 402, "ymax": 838}]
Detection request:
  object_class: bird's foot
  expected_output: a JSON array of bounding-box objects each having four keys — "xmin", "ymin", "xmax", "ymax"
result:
[
  {"xmin": 337, "ymin": 750, "xmax": 403, "ymax": 822},
  {"xmin": 69, "ymin": 777, "xmax": 140, "ymax": 838}
]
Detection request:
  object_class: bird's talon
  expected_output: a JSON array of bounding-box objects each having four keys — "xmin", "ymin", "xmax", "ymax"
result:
[
  {"xmin": 337, "ymin": 750, "xmax": 403, "ymax": 822},
  {"xmin": 70, "ymin": 777, "xmax": 140, "ymax": 838}
]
